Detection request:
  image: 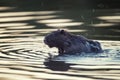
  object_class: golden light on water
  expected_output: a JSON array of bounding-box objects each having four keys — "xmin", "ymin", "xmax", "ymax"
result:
[
  {"xmin": 97, "ymin": 16, "xmax": 120, "ymax": 23},
  {"xmin": 0, "ymin": 11, "xmax": 83, "ymax": 29},
  {"xmin": 36, "ymin": 15, "xmax": 58, "ymax": 19},
  {"xmin": 6, "ymin": 26, "xmax": 35, "ymax": 29},
  {"xmin": 46, "ymin": 22, "xmax": 83, "ymax": 27},
  {"xmin": 0, "ymin": 11, "xmax": 60, "ymax": 17},
  {"xmin": 0, "ymin": 23, "xmax": 27, "ymax": 27},
  {"xmin": 0, "ymin": 7, "xmax": 15, "ymax": 11},
  {"xmin": 35, "ymin": 11, "xmax": 63, "ymax": 15},
  {"xmin": 38, "ymin": 19, "xmax": 73, "ymax": 23},
  {"xmin": 90, "ymin": 23, "xmax": 115, "ymax": 27},
  {"xmin": 0, "ymin": 7, "xmax": 120, "ymax": 80},
  {"xmin": 37, "ymin": 18, "xmax": 83, "ymax": 27},
  {"xmin": 0, "ymin": 12, "xmax": 33, "ymax": 17},
  {"xmin": 0, "ymin": 16, "xmax": 34, "ymax": 22},
  {"xmin": 98, "ymin": 16, "xmax": 120, "ymax": 20}
]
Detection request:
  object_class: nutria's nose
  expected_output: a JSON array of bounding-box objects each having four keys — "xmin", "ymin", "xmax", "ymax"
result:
[
  {"xmin": 44, "ymin": 37, "xmax": 53, "ymax": 48},
  {"xmin": 44, "ymin": 37, "xmax": 48, "ymax": 44}
]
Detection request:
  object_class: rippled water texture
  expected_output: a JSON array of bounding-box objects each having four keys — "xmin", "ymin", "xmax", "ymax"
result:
[{"xmin": 0, "ymin": 6, "xmax": 120, "ymax": 80}]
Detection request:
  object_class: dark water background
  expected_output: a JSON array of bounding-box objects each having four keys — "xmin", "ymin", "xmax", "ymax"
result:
[{"xmin": 0, "ymin": 0, "xmax": 120, "ymax": 80}]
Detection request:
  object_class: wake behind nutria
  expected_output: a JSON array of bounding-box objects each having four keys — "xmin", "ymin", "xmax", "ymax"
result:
[{"xmin": 44, "ymin": 30, "xmax": 103, "ymax": 55}]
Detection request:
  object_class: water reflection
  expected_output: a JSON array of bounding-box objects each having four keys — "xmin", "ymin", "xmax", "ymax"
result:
[
  {"xmin": 44, "ymin": 60, "xmax": 70, "ymax": 71},
  {"xmin": 43, "ymin": 46, "xmax": 120, "ymax": 71}
]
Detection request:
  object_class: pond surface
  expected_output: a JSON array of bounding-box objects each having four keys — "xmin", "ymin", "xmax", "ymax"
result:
[
  {"xmin": 0, "ymin": 37, "xmax": 120, "ymax": 80},
  {"xmin": 0, "ymin": 6, "xmax": 120, "ymax": 80}
]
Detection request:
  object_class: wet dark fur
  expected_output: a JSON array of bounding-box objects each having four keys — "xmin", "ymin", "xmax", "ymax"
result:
[{"xmin": 44, "ymin": 30, "xmax": 103, "ymax": 55}]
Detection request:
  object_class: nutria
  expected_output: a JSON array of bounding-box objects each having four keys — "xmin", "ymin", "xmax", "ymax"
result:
[{"xmin": 44, "ymin": 30, "xmax": 103, "ymax": 55}]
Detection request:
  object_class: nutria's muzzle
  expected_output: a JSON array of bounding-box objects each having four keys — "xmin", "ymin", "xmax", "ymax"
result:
[{"xmin": 44, "ymin": 38, "xmax": 54, "ymax": 48}]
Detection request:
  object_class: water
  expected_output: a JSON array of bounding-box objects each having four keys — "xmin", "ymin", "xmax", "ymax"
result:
[
  {"xmin": 44, "ymin": 41, "xmax": 120, "ymax": 71},
  {"xmin": 47, "ymin": 50, "xmax": 120, "ymax": 64},
  {"xmin": 0, "ymin": 5, "xmax": 120, "ymax": 80},
  {"xmin": 0, "ymin": 36, "xmax": 120, "ymax": 80}
]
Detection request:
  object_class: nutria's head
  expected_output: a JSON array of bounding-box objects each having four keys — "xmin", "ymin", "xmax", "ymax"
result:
[{"xmin": 44, "ymin": 30, "xmax": 72, "ymax": 49}]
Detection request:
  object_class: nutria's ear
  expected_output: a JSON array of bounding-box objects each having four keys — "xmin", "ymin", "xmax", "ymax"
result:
[{"xmin": 60, "ymin": 30, "xmax": 65, "ymax": 34}]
